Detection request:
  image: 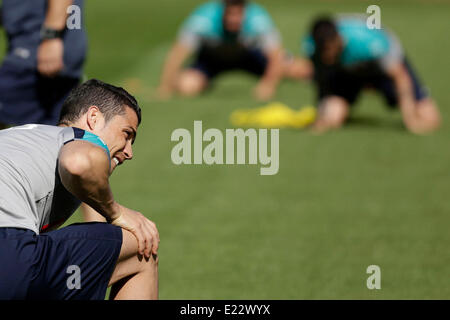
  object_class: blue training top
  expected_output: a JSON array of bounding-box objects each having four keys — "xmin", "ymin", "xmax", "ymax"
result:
[
  {"xmin": 302, "ymin": 15, "xmax": 404, "ymax": 71},
  {"xmin": 178, "ymin": 0, "xmax": 281, "ymax": 52}
]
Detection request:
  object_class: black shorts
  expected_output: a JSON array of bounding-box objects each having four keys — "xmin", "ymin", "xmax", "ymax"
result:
[
  {"xmin": 315, "ymin": 58, "xmax": 428, "ymax": 107},
  {"xmin": 0, "ymin": 222, "xmax": 122, "ymax": 300},
  {"xmin": 190, "ymin": 46, "xmax": 268, "ymax": 79}
]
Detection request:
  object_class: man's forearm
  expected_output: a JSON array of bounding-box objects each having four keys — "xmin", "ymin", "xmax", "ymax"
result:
[
  {"xmin": 260, "ymin": 48, "xmax": 283, "ymax": 86},
  {"xmin": 386, "ymin": 62, "xmax": 417, "ymax": 126},
  {"xmin": 160, "ymin": 43, "xmax": 191, "ymax": 89},
  {"xmin": 61, "ymin": 164, "xmax": 120, "ymax": 221},
  {"xmin": 44, "ymin": 0, "xmax": 73, "ymax": 30},
  {"xmin": 74, "ymin": 178, "xmax": 118, "ymax": 222},
  {"xmin": 394, "ymin": 71, "xmax": 416, "ymax": 123}
]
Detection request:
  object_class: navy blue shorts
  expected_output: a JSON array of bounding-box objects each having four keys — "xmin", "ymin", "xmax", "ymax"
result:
[
  {"xmin": 0, "ymin": 62, "xmax": 79, "ymax": 126},
  {"xmin": 0, "ymin": 222, "xmax": 122, "ymax": 300},
  {"xmin": 316, "ymin": 58, "xmax": 428, "ymax": 107},
  {"xmin": 190, "ymin": 47, "xmax": 268, "ymax": 79}
]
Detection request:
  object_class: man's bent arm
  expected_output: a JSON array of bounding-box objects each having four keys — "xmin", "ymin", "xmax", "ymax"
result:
[
  {"xmin": 158, "ymin": 42, "xmax": 193, "ymax": 97},
  {"xmin": 262, "ymin": 47, "xmax": 283, "ymax": 85},
  {"xmin": 58, "ymin": 140, "xmax": 160, "ymax": 257},
  {"xmin": 58, "ymin": 141, "xmax": 121, "ymax": 222},
  {"xmin": 254, "ymin": 47, "xmax": 284, "ymax": 101},
  {"xmin": 44, "ymin": 0, "xmax": 73, "ymax": 30},
  {"xmin": 387, "ymin": 62, "xmax": 417, "ymax": 130},
  {"xmin": 38, "ymin": 0, "xmax": 73, "ymax": 77}
]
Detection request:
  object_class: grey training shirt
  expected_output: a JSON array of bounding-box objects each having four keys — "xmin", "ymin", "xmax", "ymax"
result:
[{"xmin": 0, "ymin": 124, "xmax": 109, "ymax": 234}]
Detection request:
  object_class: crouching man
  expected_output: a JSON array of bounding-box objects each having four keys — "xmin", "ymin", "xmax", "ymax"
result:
[
  {"xmin": 0, "ymin": 79, "xmax": 159, "ymax": 300},
  {"xmin": 303, "ymin": 16, "xmax": 440, "ymax": 134}
]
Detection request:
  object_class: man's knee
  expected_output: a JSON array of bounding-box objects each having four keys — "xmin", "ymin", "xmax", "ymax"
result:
[
  {"xmin": 177, "ymin": 70, "xmax": 207, "ymax": 97},
  {"xmin": 141, "ymin": 253, "xmax": 158, "ymax": 273},
  {"xmin": 121, "ymin": 229, "xmax": 158, "ymax": 268},
  {"xmin": 109, "ymin": 230, "xmax": 158, "ymax": 286},
  {"xmin": 319, "ymin": 96, "xmax": 349, "ymax": 128}
]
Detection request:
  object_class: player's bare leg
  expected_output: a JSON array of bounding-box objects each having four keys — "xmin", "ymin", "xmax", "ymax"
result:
[
  {"xmin": 81, "ymin": 203, "xmax": 106, "ymax": 222},
  {"xmin": 312, "ymin": 96, "xmax": 350, "ymax": 133},
  {"xmin": 177, "ymin": 69, "xmax": 208, "ymax": 97},
  {"xmin": 109, "ymin": 229, "xmax": 158, "ymax": 300}
]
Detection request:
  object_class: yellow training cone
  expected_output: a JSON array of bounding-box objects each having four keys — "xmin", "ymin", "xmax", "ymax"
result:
[{"xmin": 230, "ymin": 102, "xmax": 316, "ymax": 128}]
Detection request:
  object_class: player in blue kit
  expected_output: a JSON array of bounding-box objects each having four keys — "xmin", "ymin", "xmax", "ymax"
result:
[
  {"xmin": 0, "ymin": 0, "xmax": 87, "ymax": 128},
  {"xmin": 303, "ymin": 15, "xmax": 441, "ymax": 134},
  {"xmin": 158, "ymin": 0, "xmax": 312, "ymax": 101},
  {"xmin": 0, "ymin": 79, "xmax": 159, "ymax": 300}
]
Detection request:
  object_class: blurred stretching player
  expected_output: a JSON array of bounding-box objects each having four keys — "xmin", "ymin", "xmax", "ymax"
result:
[
  {"xmin": 303, "ymin": 15, "xmax": 440, "ymax": 134},
  {"xmin": 158, "ymin": 0, "xmax": 312, "ymax": 101}
]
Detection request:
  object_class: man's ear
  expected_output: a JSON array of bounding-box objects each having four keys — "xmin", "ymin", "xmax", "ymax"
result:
[{"xmin": 86, "ymin": 105, "xmax": 101, "ymax": 131}]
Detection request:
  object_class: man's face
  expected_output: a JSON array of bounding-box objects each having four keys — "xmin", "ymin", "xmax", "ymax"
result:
[
  {"xmin": 95, "ymin": 106, "xmax": 139, "ymax": 173},
  {"xmin": 320, "ymin": 36, "xmax": 343, "ymax": 65},
  {"xmin": 223, "ymin": 5, "xmax": 245, "ymax": 33}
]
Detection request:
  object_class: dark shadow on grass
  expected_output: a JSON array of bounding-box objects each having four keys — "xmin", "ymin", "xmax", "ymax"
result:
[
  {"xmin": 283, "ymin": 115, "xmax": 407, "ymax": 134},
  {"xmin": 344, "ymin": 115, "xmax": 406, "ymax": 133}
]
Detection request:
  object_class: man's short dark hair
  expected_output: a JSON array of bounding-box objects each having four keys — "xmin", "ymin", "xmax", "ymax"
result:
[
  {"xmin": 58, "ymin": 79, "xmax": 142, "ymax": 126},
  {"xmin": 311, "ymin": 16, "xmax": 339, "ymax": 54},
  {"xmin": 224, "ymin": 0, "xmax": 247, "ymax": 7}
]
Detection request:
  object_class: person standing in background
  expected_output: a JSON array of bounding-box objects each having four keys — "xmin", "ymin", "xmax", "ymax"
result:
[{"xmin": 0, "ymin": 0, "xmax": 87, "ymax": 129}]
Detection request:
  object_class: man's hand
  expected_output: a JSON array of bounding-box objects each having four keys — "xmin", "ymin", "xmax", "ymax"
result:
[
  {"xmin": 109, "ymin": 203, "xmax": 160, "ymax": 258},
  {"xmin": 402, "ymin": 112, "xmax": 439, "ymax": 135},
  {"xmin": 37, "ymin": 38, "xmax": 64, "ymax": 77},
  {"xmin": 253, "ymin": 80, "xmax": 276, "ymax": 101}
]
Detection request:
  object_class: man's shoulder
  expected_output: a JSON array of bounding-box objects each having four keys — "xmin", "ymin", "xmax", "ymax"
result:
[
  {"xmin": 336, "ymin": 15, "xmax": 390, "ymax": 46},
  {"xmin": 69, "ymin": 127, "xmax": 110, "ymax": 157},
  {"xmin": 182, "ymin": 1, "xmax": 224, "ymax": 36},
  {"xmin": 243, "ymin": 2, "xmax": 276, "ymax": 35},
  {"xmin": 337, "ymin": 16, "xmax": 392, "ymax": 65},
  {"xmin": 0, "ymin": 125, "xmax": 78, "ymax": 161},
  {"xmin": 0, "ymin": 124, "xmax": 65, "ymax": 138}
]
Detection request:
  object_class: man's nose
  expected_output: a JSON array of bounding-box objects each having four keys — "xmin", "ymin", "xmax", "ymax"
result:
[{"xmin": 124, "ymin": 142, "xmax": 133, "ymax": 160}]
